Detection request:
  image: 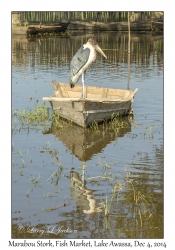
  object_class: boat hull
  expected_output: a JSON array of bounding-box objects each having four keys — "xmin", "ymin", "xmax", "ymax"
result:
[
  {"xmin": 43, "ymin": 82, "xmax": 138, "ymax": 127},
  {"xmin": 27, "ymin": 22, "xmax": 70, "ymax": 35}
]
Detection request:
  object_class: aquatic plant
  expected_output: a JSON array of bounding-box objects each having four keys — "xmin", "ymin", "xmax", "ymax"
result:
[
  {"xmin": 12, "ymin": 102, "xmax": 54, "ymax": 132},
  {"xmin": 123, "ymin": 169, "xmax": 152, "ymax": 229},
  {"xmin": 87, "ymin": 114, "xmax": 130, "ymax": 138},
  {"xmin": 101, "ymin": 166, "xmax": 153, "ymax": 231},
  {"xmin": 19, "ymin": 102, "xmax": 52, "ymax": 122},
  {"xmin": 104, "ymin": 182, "xmax": 122, "ymax": 216},
  {"xmin": 30, "ymin": 175, "xmax": 41, "ymax": 185}
]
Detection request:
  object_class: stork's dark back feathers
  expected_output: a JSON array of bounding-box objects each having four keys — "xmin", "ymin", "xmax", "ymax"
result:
[{"xmin": 70, "ymin": 46, "xmax": 90, "ymax": 87}]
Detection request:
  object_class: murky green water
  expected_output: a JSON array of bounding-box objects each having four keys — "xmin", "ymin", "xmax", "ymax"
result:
[{"xmin": 12, "ymin": 31, "xmax": 163, "ymax": 239}]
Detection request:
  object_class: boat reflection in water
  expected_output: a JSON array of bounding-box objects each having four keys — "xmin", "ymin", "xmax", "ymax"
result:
[
  {"xmin": 43, "ymin": 115, "xmax": 133, "ymax": 214},
  {"xmin": 44, "ymin": 116, "xmax": 133, "ymax": 162}
]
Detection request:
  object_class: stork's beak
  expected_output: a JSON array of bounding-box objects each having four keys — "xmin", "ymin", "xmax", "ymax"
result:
[{"xmin": 94, "ymin": 44, "xmax": 107, "ymax": 59}]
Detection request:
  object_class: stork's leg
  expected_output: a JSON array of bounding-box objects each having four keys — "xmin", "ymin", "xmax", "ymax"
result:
[{"xmin": 82, "ymin": 72, "xmax": 85, "ymax": 99}]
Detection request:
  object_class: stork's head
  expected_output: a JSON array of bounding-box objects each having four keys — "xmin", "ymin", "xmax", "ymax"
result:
[{"xmin": 87, "ymin": 38, "xmax": 107, "ymax": 59}]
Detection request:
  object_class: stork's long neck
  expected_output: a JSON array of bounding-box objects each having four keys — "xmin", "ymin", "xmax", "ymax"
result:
[
  {"xmin": 83, "ymin": 42, "xmax": 94, "ymax": 49},
  {"xmin": 83, "ymin": 42, "xmax": 97, "ymax": 63}
]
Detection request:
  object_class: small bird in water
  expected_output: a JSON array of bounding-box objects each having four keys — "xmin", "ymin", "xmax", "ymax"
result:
[{"xmin": 69, "ymin": 38, "xmax": 107, "ymax": 98}]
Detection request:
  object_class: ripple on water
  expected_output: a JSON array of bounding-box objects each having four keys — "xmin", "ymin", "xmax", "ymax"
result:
[{"xmin": 12, "ymin": 32, "xmax": 163, "ymax": 239}]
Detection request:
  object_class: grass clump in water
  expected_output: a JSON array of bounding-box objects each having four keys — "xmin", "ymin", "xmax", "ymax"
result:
[
  {"xmin": 104, "ymin": 182, "xmax": 122, "ymax": 217},
  {"xmin": 12, "ymin": 102, "xmax": 54, "ymax": 131},
  {"xmin": 102, "ymin": 167, "xmax": 153, "ymax": 231},
  {"xmin": 18, "ymin": 102, "xmax": 53, "ymax": 123}
]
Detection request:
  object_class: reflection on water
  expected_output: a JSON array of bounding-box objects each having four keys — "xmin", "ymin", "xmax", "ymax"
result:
[
  {"xmin": 70, "ymin": 171, "xmax": 103, "ymax": 215},
  {"xmin": 12, "ymin": 32, "xmax": 163, "ymax": 69},
  {"xmin": 12, "ymin": 31, "xmax": 163, "ymax": 239},
  {"xmin": 43, "ymin": 117, "xmax": 132, "ymax": 161}
]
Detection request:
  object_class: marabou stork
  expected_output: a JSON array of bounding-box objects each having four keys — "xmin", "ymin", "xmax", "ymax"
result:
[{"xmin": 69, "ymin": 38, "xmax": 107, "ymax": 98}]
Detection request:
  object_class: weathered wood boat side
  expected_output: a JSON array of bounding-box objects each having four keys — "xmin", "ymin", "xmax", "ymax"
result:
[
  {"xmin": 43, "ymin": 81, "xmax": 138, "ymax": 127},
  {"xmin": 27, "ymin": 22, "xmax": 70, "ymax": 35}
]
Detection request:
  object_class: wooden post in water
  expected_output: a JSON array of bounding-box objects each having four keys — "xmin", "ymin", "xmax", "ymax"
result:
[{"xmin": 127, "ymin": 12, "xmax": 131, "ymax": 90}]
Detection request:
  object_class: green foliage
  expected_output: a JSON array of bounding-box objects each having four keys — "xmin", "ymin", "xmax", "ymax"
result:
[
  {"xmin": 18, "ymin": 102, "xmax": 52, "ymax": 123},
  {"xmin": 12, "ymin": 102, "xmax": 54, "ymax": 131}
]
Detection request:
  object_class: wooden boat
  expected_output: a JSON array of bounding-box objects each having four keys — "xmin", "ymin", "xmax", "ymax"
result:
[
  {"xmin": 42, "ymin": 81, "xmax": 138, "ymax": 127},
  {"xmin": 27, "ymin": 22, "xmax": 70, "ymax": 35}
]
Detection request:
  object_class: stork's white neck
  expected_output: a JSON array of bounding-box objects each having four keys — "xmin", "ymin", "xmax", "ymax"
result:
[
  {"xmin": 83, "ymin": 43, "xmax": 96, "ymax": 63},
  {"xmin": 84, "ymin": 43, "xmax": 93, "ymax": 49}
]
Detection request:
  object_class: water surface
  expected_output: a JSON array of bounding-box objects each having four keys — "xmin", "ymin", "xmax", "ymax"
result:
[{"xmin": 12, "ymin": 31, "xmax": 163, "ymax": 239}]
